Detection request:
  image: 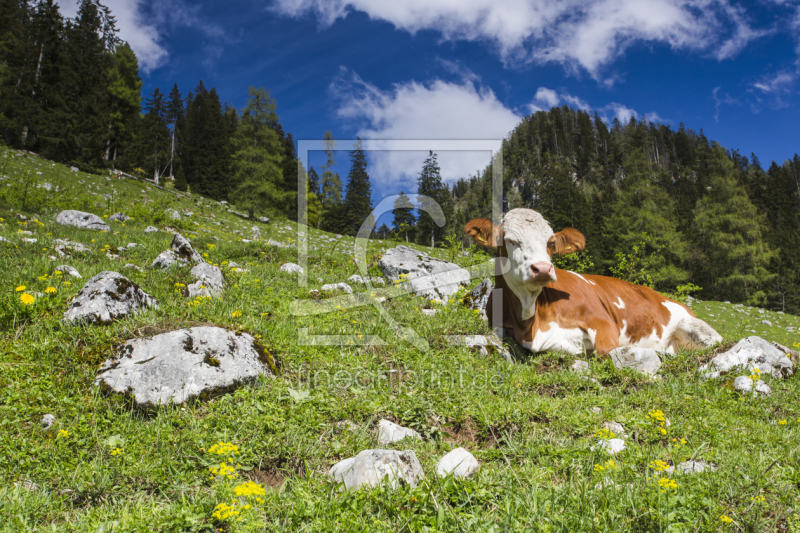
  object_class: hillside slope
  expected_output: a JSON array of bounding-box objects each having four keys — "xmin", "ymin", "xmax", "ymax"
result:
[{"xmin": 1, "ymin": 148, "xmax": 799, "ymax": 532}]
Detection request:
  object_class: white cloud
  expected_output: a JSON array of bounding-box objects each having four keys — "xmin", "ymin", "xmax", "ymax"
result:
[
  {"xmin": 601, "ymin": 102, "xmax": 638, "ymax": 124},
  {"xmin": 272, "ymin": 0, "xmax": 766, "ymax": 78},
  {"xmin": 56, "ymin": 0, "xmax": 167, "ymax": 72},
  {"xmin": 753, "ymin": 70, "xmax": 796, "ymax": 93},
  {"xmin": 331, "ymin": 70, "xmax": 521, "ymax": 193},
  {"xmin": 532, "ymin": 87, "xmax": 559, "ymax": 108}
]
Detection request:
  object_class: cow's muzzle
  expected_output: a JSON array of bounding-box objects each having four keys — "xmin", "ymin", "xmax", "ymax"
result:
[{"xmin": 530, "ymin": 262, "xmax": 556, "ymax": 283}]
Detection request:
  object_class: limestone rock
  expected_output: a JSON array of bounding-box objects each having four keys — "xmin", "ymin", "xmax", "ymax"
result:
[
  {"xmin": 610, "ymin": 346, "xmax": 662, "ymax": 375},
  {"xmin": 447, "ymin": 334, "xmax": 513, "ymax": 363},
  {"xmin": 463, "ymin": 278, "xmax": 493, "ymax": 318},
  {"xmin": 733, "ymin": 375, "xmax": 771, "ymax": 396},
  {"xmin": 592, "ymin": 439, "xmax": 626, "ymax": 455},
  {"xmin": 602, "ymin": 421, "xmax": 627, "ymax": 438},
  {"xmin": 701, "ymin": 336, "xmax": 793, "ymax": 379},
  {"xmin": 170, "ymin": 233, "xmax": 204, "ymax": 264},
  {"xmin": 322, "ymin": 283, "xmax": 353, "ymax": 294},
  {"xmin": 55, "ymin": 265, "xmax": 82, "ymax": 279},
  {"xmin": 64, "ymin": 271, "xmax": 157, "ymax": 324},
  {"xmin": 41, "ymin": 414, "xmax": 56, "ymax": 429},
  {"xmin": 167, "ymin": 209, "xmax": 181, "ymax": 220},
  {"xmin": 109, "ymin": 212, "xmax": 130, "ymax": 222},
  {"xmin": 328, "ymin": 449, "xmax": 424, "ymax": 490},
  {"xmin": 56, "ymin": 210, "xmax": 109, "ymax": 231},
  {"xmin": 378, "ymin": 419, "xmax": 421, "ymax": 445},
  {"xmin": 572, "ymin": 360, "xmax": 590, "ymax": 373},
  {"xmin": 95, "ymin": 327, "xmax": 274, "ymax": 406},
  {"xmin": 436, "ymin": 447, "xmax": 480, "ymax": 479},
  {"xmin": 676, "ymin": 460, "xmax": 717, "ymax": 474},
  {"xmin": 280, "ymin": 263, "xmax": 303, "ymax": 274},
  {"xmin": 151, "ymin": 250, "xmax": 181, "ymax": 270},
  {"xmin": 188, "ymin": 263, "xmax": 224, "ymax": 297},
  {"xmin": 144, "ymin": 226, "xmax": 158, "ymax": 233},
  {"xmin": 378, "ymin": 245, "xmax": 470, "ymax": 303},
  {"xmin": 54, "ymin": 239, "xmax": 92, "ymax": 257}
]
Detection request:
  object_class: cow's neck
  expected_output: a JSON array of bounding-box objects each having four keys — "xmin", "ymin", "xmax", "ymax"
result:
[{"xmin": 496, "ymin": 271, "xmax": 542, "ymax": 321}]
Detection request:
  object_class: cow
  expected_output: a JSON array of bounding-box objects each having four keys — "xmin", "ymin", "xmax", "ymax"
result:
[{"xmin": 465, "ymin": 208, "xmax": 722, "ymax": 355}]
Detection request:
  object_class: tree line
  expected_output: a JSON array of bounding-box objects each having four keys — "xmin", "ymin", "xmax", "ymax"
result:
[{"xmin": 0, "ymin": 0, "xmax": 301, "ymax": 220}]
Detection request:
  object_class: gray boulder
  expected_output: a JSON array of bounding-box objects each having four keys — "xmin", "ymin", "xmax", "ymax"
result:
[
  {"xmin": 378, "ymin": 245, "xmax": 470, "ymax": 303},
  {"xmin": 701, "ymin": 336, "xmax": 793, "ymax": 379},
  {"xmin": 64, "ymin": 271, "xmax": 157, "ymax": 324},
  {"xmin": 328, "ymin": 449, "xmax": 424, "ymax": 490},
  {"xmin": 95, "ymin": 327, "xmax": 274, "ymax": 406},
  {"xmin": 170, "ymin": 233, "xmax": 204, "ymax": 263},
  {"xmin": 55, "ymin": 265, "xmax": 81, "ymax": 278},
  {"xmin": 447, "ymin": 334, "xmax": 513, "ymax": 363},
  {"xmin": 572, "ymin": 360, "xmax": 590, "ymax": 373},
  {"xmin": 436, "ymin": 448, "xmax": 480, "ymax": 479},
  {"xmin": 188, "ymin": 263, "xmax": 224, "ymax": 297},
  {"xmin": 463, "ymin": 278, "xmax": 493, "ymax": 318},
  {"xmin": 257, "ymin": 216, "xmax": 269, "ymax": 224},
  {"xmin": 56, "ymin": 210, "xmax": 110, "ymax": 231},
  {"xmin": 41, "ymin": 414, "xmax": 56, "ymax": 429},
  {"xmin": 144, "ymin": 226, "xmax": 158, "ymax": 233},
  {"xmin": 109, "ymin": 212, "xmax": 130, "ymax": 222},
  {"xmin": 377, "ymin": 419, "xmax": 421, "ymax": 445},
  {"xmin": 167, "ymin": 209, "xmax": 181, "ymax": 220},
  {"xmin": 151, "ymin": 250, "xmax": 181, "ymax": 270},
  {"xmin": 610, "ymin": 346, "xmax": 662, "ymax": 375},
  {"xmin": 592, "ymin": 438, "xmax": 626, "ymax": 455}
]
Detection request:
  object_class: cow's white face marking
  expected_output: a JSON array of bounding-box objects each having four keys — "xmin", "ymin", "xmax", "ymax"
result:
[{"xmin": 501, "ymin": 209, "xmax": 556, "ymax": 319}]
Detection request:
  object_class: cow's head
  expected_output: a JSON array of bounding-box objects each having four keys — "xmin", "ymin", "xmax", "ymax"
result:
[{"xmin": 465, "ymin": 208, "xmax": 585, "ymax": 319}]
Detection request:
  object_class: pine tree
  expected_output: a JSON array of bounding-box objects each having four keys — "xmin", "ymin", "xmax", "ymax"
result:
[
  {"xmin": 693, "ymin": 146, "xmax": 776, "ymax": 304},
  {"xmin": 604, "ymin": 148, "xmax": 689, "ymax": 289},
  {"xmin": 165, "ymin": 83, "xmax": 183, "ymax": 180},
  {"xmin": 320, "ymin": 130, "xmax": 342, "ymax": 206},
  {"xmin": 308, "ymin": 167, "xmax": 320, "ymax": 196},
  {"xmin": 416, "ymin": 151, "xmax": 453, "ymax": 247},
  {"xmin": 141, "ymin": 87, "xmax": 170, "ymax": 183},
  {"xmin": 0, "ymin": 0, "xmax": 33, "ymax": 145},
  {"xmin": 342, "ymin": 138, "xmax": 373, "ymax": 235},
  {"xmin": 391, "ymin": 191, "xmax": 415, "ymax": 242},
  {"xmin": 105, "ymin": 42, "xmax": 141, "ymax": 167},
  {"xmin": 62, "ymin": 0, "xmax": 115, "ymax": 168},
  {"xmin": 229, "ymin": 86, "xmax": 287, "ymax": 220}
]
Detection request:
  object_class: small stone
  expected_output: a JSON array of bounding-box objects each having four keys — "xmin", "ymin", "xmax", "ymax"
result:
[
  {"xmin": 64, "ymin": 271, "xmax": 157, "ymax": 324},
  {"xmin": 328, "ymin": 449, "xmax": 424, "ymax": 490},
  {"xmin": 56, "ymin": 210, "xmax": 110, "ymax": 231},
  {"xmin": 602, "ymin": 421, "xmax": 627, "ymax": 438},
  {"xmin": 377, "ymin": 419, "xmax": 421, "ymax": 445},
  {"xmin": 144, "ymin": 226, "xmax": 158, "ymax": 233},
  {"xmin": 572, "ymin": 360, "xmax": 590, "ymax": 373},
  {"xmin": 322, "ymin": 283, "xmax": 353, "ymax": 294},
  {"xmin": 733, "ymin": 376, "xmax": 771, "ymax": 396},
  {"xmin": 610, "ymin": 346, "xmax": 662, "ymax": 375},
  {"xmin": 676, "ymin": 460, "xmax": 717, "ymax": 474},
  {"xmin": 761, "ymin": 320, "xmax": 772, "ymax": 326},
  {"xmin": 591, "ymin": 407, "xmax": 602, "ymax": 414},
  {"xmin": 422, "ymin": 309, "xmax": 438, "ymax": 316},
  {"xmin": 188, "ymin": 263, "xmax": 224, "ymax": 297},
  {"xmin": 41, "ymin": 414, "xmax": 56, "ymax": 429},
  {"xmin": 436, "ymin": 447, "xmax": 480, "ymax": 479},
  {"xmin": 592, "ymin": 439, "xmax": 626, "ymax": 455},
  {"xmin": 280, "ymin": 263, "xmax": 304, "ymax": 274},
  {"xmin": 108, "ymin": 212, "xmax": 130, "ymax": 222}
]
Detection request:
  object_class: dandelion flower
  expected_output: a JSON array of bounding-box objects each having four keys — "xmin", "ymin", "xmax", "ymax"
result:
[
  {"xmin": 778, "ymin": 420, "xmax": 787, "ymax": 425},
  {"xmin": 232, "ymin": 310, "xmax": 242, "ymax": 318},
  {"xmin": 20, "ymin": 293, "xmax": 35, "ymax": 305},
  {"xmin": 45, "ymin": 287, "xmax": 57, "ymax": 294},
  {"xmin": 15, "ymin": 285, "xmax": 25, "ymax": 292}
]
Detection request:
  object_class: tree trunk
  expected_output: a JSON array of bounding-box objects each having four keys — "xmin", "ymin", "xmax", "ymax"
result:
[{"xmin": 21, "ymin": 42, "xmax": 45, "ymax": 147}]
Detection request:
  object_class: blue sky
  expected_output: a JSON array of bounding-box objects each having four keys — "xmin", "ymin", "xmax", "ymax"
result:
[{"xmin": 56, "ymin": 0, "xmax": 800, "ymax": 201}]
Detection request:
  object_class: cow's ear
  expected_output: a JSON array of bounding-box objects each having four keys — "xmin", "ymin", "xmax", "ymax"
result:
[
  {"xmin": 548, "ymin": 228, "xmax": 585, "ymax": 256},
  {"xmin": 465, "ymin": 218, "xmax": 502, "ymax": 248}
]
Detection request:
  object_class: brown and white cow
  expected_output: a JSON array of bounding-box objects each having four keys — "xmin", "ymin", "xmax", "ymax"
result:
[{"xmin": 465, "ymin": 208, "xmax": 721, "ymax": 355}]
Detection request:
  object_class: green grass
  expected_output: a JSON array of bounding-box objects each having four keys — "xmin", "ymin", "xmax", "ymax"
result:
[{"xmin": 1, "ymin": 147, "xmax": 799, "ymax": 532}]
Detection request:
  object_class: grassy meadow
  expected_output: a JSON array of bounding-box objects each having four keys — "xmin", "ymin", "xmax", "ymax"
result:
[{"xmin": 1, "ymin": 148, "xmax": 799, "ymax": 532}]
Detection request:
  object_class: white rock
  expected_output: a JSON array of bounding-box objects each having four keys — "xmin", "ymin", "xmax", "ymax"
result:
[
  {"xmin": 762, "ymin": 320, "xmax": 772, "ymax": 326},
  {"xmin": 676, "ymin": 460, "xmax": 717, "ymax": 474},
  {"xmin": 328, "ymin": 449, "xmax": 424, "ymax": 490},
  {"xmin": 56, "ymin": 210, "xmax": 109, "ymax": 231},
  {"xmin": 41, "ymin": 414, "xmax": 56, "ymax": 429},
  {"xmin": 21, "ymin": 238, "xmax": 37, "ymax": 243},
  {"xmin": 447, "ymin": 334, "xmax": 512, "ymax": 362},
  {"xmin": 609, "ymin": 346, "xmax": 662, "ymax": 375},
  {"xmin": 144, "ymin": 226, "xmax": 158, "ymax": 233},
  {"xmin": 436, "ymin": 447, "xmax": 480, "ymax": 479},
  {"xmin": 108, "ymin": 212, "xmax": 130, "ymax": 222},
  {"xmin": 463, "ymin": 278, "xmax": 493, "ymax": 318},
  {"xmin": 733, "ymin": 376, "xmax": 771, "ymax": 396},
  {"xmin": 422, "ymin": 309, "xmax": 438, "ymax": 316},
  {"xmin": 377, "ymin": 419, "xmax": 421, "ymax": 445},
  {"xmin": 378, "ymin": 245, "xmax": 470, "ymax": 303},
  {"xmin": 322, "ymin": 283, "xmax": 353, "ymax": 294},
  {"xmin": 280, "ymin": 263, "xmax": 304, "ymax": 274},
  {"xmin": 64, "ymin": 271, "xmax": 157, "ymax": 324},
  {"xmin": 701, "ymin": 336, "xmax": 793, "ymax": 379},
  {"xmin": 592, "ymin": 439, "xmax": 626, "ymax": 455},
  {"xmin": 188, "ymin": 263, "xmax": 224, "ymax": 297},
  {"xmin": 602, "ymin": 421, "xmax": 627, "ymax": 438},
  {"xmin": 95, "ymin": 327, "xmax": 274, "ymax": 406},
  {"xmin": 572, "ymin": 360, "xmax": 590, "ymax": 373}
]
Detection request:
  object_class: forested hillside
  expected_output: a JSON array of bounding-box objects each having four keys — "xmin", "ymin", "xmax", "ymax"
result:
[
  {"xmin": 448, "ymin": 108, "xmax": 800, "ymax": 313},
  {"xmin": 0, "ymin": 0, "xmax": 300, "ymax": 219}
]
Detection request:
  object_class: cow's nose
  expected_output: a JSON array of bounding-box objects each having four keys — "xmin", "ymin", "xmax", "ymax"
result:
[{"xmin": 530, "ymin": 262, "xmax": 555, "ymax": 282}]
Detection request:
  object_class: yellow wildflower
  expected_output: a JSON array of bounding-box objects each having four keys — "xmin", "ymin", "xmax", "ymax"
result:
[
  {"xmin": 45, "ymin": 287, "xmax": 57, "ymax": 294},
  {"xmin": 232, "ymin": 310, "xmax": 242, "ymax": 318},
  {"xmin": 20, "ymin": 293, "xmax": 35, "ymax": 305},
  {"xmin": 15, "ymin": 285, "xmax": 25, "ymax": 292}
]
